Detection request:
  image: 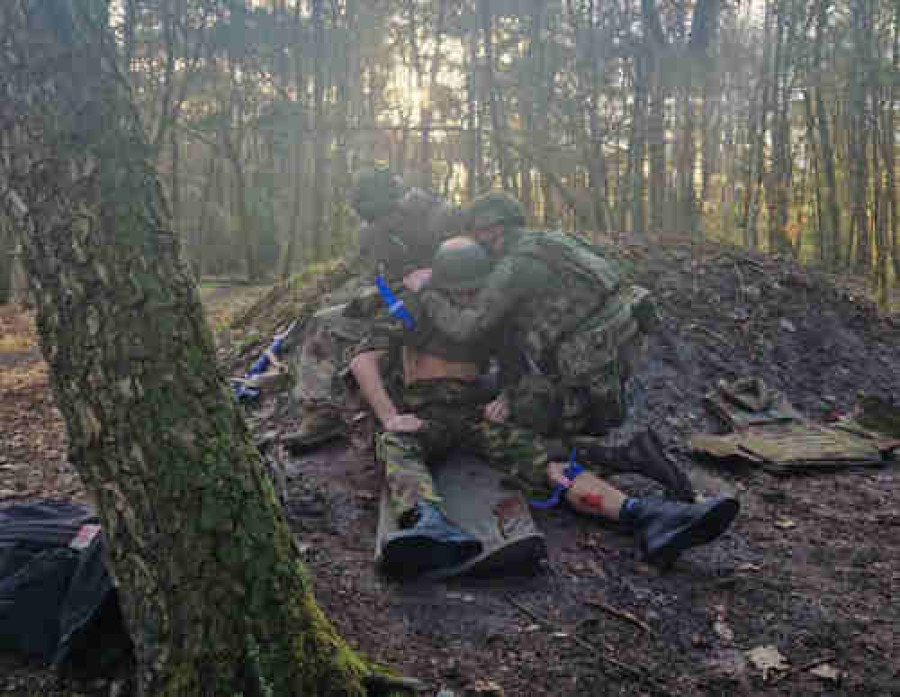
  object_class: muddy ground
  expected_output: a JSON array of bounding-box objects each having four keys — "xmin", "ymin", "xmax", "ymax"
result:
[{"xmin": 1, "ymin": 235, "xmax": 898, "ymax": 696}]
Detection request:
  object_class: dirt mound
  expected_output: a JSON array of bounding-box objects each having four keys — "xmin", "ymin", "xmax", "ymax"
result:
[{"xmin": 630, "ymin": 238, "xmax": 899, "ymax": 437}]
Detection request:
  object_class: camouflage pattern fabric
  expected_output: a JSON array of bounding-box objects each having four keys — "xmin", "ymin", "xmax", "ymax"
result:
[
  {"xmin": 510, "ymin": 286, "xmax": 655, "ymax": 436},
  {"xmin": 418, "ymin": 227, "xmax": 657, "ymax": 437},
  {"xmin": 289, "ymin": 189, "xmax": 462, "ymax": 439},
  {"xmin": 417, "ymin": 229, "xmax": 621, "ymax": 358},
  {"xmin": 358, "ymin": 188, "xmax": 465, "ymax": 281},
  {"xmin": 290, "ymin": 302, "xmax": 372, "ymax": 427},
  {"xmin": 376, "ymin": 380, "xmax": 550, "ymax": 521}
]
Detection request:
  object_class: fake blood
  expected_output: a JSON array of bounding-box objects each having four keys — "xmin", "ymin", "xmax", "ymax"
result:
[{"xmin": 579, "ymin": 492, "xmax": 603, "ymax": 511}]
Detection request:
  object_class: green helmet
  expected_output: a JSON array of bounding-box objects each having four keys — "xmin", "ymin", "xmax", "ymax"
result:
[
  {"xmin": 351, "ymin": 168, "xmax": 405, "ymax": 222},
  {"xmin": 431, "ymin": 240, "xmax": 492, "ymax": 291},
  {"xmin": 465, "ymin": 191, "xmax": 526, "ymax": 231}
]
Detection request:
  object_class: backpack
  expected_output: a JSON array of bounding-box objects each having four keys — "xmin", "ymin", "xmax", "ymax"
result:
[{"xmin": 0, "ymin": 500, "xmax": 132, "ymax": 676}]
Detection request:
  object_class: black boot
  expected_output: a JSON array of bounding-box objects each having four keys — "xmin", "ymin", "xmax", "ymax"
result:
[
  {"xmin": 571, "ymin": 429, "xmax": 696, "ymax": 502},
  {"xmin": 620, "ymin": 495, "xmax": 739, "ymax": 568},
  {"xmin": 380, "ymin": 502, "xmax": 483, "ymax": 578}
]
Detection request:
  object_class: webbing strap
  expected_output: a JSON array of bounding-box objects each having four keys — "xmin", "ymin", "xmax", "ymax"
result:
[{"xmin": 530, "ymin": 449, "xmax": 584, "ymax": 509}]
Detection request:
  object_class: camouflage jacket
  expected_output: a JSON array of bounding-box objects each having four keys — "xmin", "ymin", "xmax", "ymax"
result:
[
  {"xmin": 416, "ymin": 229, "xmax": 623, "ymax": 373},
  {"xmin": 357, "ymin": 188, "xmax": 465, "ymax": 282},
  {"xmin": 350, "ymin": 294, "xmax": 521, "ymax": 408}
]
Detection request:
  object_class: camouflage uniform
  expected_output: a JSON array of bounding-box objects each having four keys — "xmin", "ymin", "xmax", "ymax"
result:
[
  {"xmin": 377, "ymin": 380, "xmax": 549, "ymax": 523},
  {"xmin": 417, "ymin": 195, "xmax": 658, "ymax": 437},
  {"xmin": 354, "ymin": 287, "xmax": 550, "ymax": 523},
  {"xmin": 289, "ymin": 181, "xmax": 464, "ymax": 443}
]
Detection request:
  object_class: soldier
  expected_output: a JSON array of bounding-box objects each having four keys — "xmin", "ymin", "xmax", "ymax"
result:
[
  {"xmin": 404, "ymin": 191, "xmax": 695, "ymax": 501},
  {"xmin": 352, "ymin": 237, "xmax": 739, "ymax": 578},
  {"xmin": 286, "ymin": 168, "xmax": 464, "ymax": 450}
]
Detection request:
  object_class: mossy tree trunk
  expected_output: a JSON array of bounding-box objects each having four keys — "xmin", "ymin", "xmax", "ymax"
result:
[{"xmin": 0, "ymin": 2, "xmax": 373, "ymax": 695}]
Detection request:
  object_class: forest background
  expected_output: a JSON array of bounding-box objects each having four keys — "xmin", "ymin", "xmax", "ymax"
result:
[{"xmin": 1, "ymin": 0, "xmax": 898, "ymax": 303}]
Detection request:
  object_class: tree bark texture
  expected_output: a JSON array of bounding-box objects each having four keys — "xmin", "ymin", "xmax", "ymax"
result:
[
  {"xmin": 846, "ymin": 0, "xmax": 871, "ymax": 271},
  {"xmin": 0, "ymin": 3, "xmax": 370, "ymax": 695},
  {"xmin": 628, "ymin": 54, "xmax": 648, "ymax": 234},
  {"xmin": 0, "ymin": 216, "xmax": 13, "ymax": 304}
]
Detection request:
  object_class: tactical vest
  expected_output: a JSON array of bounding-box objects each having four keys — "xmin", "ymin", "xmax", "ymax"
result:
[
  {"xmin": 515, "ymin": 230, "xmax": 621, "ymax": 297},
  {"xmin": 510, "ymin": 230, "xmax": 623, "ymax": 369}
]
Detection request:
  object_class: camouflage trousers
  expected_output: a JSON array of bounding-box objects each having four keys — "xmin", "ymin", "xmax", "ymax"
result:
[
  {"xmin": 292, "ymin": 306, "xmax": 368, "ymax": 405},
  {"xmin": 289, "ymin": 303, "xmax": 378, "ymax": 448},
  {"xmin": 510, "ymin": 286, "xmax": 653, "ymax": 437},
  {"xmin": 376, "ymin": 380, "xmax": 550, "ymax": 522}
]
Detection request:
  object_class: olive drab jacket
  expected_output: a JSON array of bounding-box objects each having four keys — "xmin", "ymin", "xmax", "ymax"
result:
[
  {"xmin": 357, "ymin": 188, "xmax": 465, "ymax": 282},
  {"xmin": 416, "ymin": 228, "xmax": 626, "ymax": 373}
]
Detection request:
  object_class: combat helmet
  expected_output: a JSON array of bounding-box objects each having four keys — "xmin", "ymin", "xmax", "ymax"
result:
[
  {"xmin": 351, "ymin": 167, "xmax": 405, "ymax": 222},
  {"xmin": 431, "ymin": 238, "xmax": 492, "ymax": 291},
  {"xmin": 464, "ymin": 191, "xmax": 526, "ymax": 232}
]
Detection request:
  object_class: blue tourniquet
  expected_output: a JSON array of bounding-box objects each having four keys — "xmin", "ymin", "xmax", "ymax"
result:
[
  {"xmin": 231, "ymin": 322, "xmax": 296, "ymax": 403},
  {"xmin": 530, "ymin": 448, "xmax": 584, "ymax": 509},
  {"xmin": 375, "ymin": 275, "xmax": 416, "ymax": 330}
]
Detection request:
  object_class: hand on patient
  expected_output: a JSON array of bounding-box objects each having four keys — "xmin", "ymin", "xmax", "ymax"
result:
[
  {"xmin": 383, "ymin": 413, "xmax": 425, "ymax": 433},
  {"xmin": 403, "ymin": 268, "xmax": 432, "ymax": 292},
  {"xmin": 483, "ymin": 395, "xmax": 509, "ymax": 423}
]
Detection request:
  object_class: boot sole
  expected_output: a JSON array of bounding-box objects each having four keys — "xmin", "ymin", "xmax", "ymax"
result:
[
  {"xmin": 645, "ymin": 497, "xmax": 739, "ymax": 568},
  {"xmin": 379, "ymin": 535, "xmax": 483, "ymax": 579}
]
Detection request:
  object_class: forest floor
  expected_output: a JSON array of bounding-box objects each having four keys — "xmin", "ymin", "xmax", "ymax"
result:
[{"xmin": 1, "ymin": 234, "xmax": 898, "ymax": 696}]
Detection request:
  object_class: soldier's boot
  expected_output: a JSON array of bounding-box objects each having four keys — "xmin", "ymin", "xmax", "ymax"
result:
[
  {"xmin": 620, "ymin": 495, "xmax": 739, "ymax": 568},
  {"xmin": 284, "ymin": 404, "xmax": 345, "ymax": 454},
  {"xmin": 569, "ymin": 429, "xmax": 696, "ymax": 502},
  {"xmin": 380, "ymin": 502, "xmax": 483, "ymax": 578}
]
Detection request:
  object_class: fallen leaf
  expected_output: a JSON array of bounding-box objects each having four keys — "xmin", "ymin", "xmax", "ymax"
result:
[
  {"xmin": 713, "ymin": 620, "xmax": 735, "ymax": 643},
  {"xmin": 466, "ymin": 679, "xmax": 504, "ymax": 697},
  {"xmin": 746, "ymin": 645, "xmax": 789, "ymax": 680},
  {"xmin": 775, "ymin": 518, "xmax": 796, "ymax": 529},
  {"xmin": 810, "ymin": 664, "xmax": 841, "ymax": 682},
  {"xmin": 737, "ymin": 562, "xmax": 761, "ymax": 572}
]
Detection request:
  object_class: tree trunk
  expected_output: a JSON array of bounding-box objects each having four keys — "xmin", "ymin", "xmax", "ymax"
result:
[
  {"xmin": 848, "ymin": 0, "xmax": 871, "ymax": 272},
  {"xmin": 420, "ymin": 0, "xmax": 447, "ymax": 187},
  {"xmin": 123, "ymin": 0, "xmax": 136, "ymax": 77},
  {"xmin": 676, "ymin": 66, "xmax": 698, "ymax": 235},
  {"xmin": 282, "ymin": 1, "xmax": 306, "ymax": 279},
  {"xmin": 466, "ymin": 25, "xmax": 482, "ymax": 200},
  {"xmin": 0, "ymin": 215, "xmax": 12, "ymax": 304},
  {"xmin": 700, "ymin": 62, "xmax": 721, "ymax": 205},
  {"xmin": 479, "ymin": 0, "xmax": 514, "ymax": 193},
  {"xmin": 888, "ymin": 0, "xmax": 900, "ymax": 283},
  {"xmin": 0, "ymin": 3, "xmax": 376, "ymax": 694},
  {"xmin": 229, "ymin": 149, "xmax": 258, "ymax": 281},
  {"xmin": 628, "ymin": 53, "xmax": 648, "ymax": 234},
  {"xmin": 803, "ymin": 89, "xmax": 825, "ymax": 261},
  {"xmin": 312, "ymin": 0, "xmax": 329, "ymax": 262},
  {"xmin": 769, "ymin": 0, "xmax": 797, "ymax": 256},
  {"xmin": 745, "ymin": 0, "xmax": 775, "ymax": 250},
  {"xmin": 192, "ymin": 154, "xmax": 217, "ymax": 279},
  {"xmin": 647, "ymin": 61, "xmax": 667, "ymax": 233}
]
